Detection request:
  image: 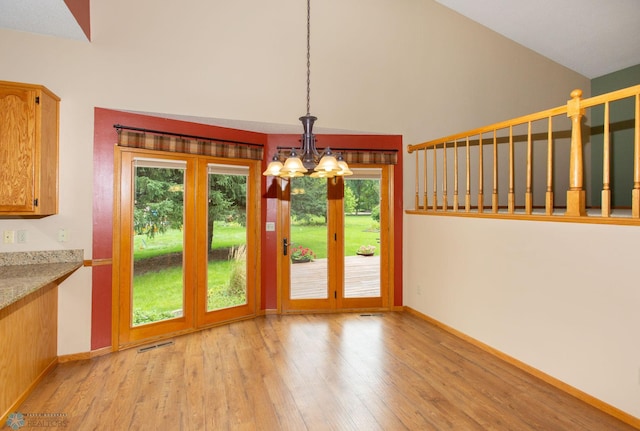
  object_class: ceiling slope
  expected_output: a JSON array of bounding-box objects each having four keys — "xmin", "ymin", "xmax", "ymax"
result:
[
  {"xmin": 0, "ymin": 0, "xmax": 90, "ymax": 41},
  {"xmin": 435, "ymin": 0, "xmax": 640, "ymax": 78}
]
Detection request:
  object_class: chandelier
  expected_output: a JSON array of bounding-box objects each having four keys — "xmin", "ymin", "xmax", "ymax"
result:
[{"xmin": 263, "ymin": 0, "xmax": 352, "ymax": 179}]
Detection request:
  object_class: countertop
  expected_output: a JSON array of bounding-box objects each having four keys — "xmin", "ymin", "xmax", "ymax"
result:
[{"xmin": 0, "ymin": 250, "xmax": 83, "ymax": 310}]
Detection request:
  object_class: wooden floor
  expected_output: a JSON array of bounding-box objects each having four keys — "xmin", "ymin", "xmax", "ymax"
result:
[{"xmin": 18, "ymin": 312, "xmax": 636, "ymax": 430}]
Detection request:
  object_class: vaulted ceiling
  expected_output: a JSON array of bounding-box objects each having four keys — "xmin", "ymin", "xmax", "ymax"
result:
[
  {"xmin": 434, "ymin": 0, "xmax": 640, "ymax": 78},
  {"xmin": 0, "ymin": 0, "xmax": 90, "ymax": 41},
  {"xmin": 1, "ymin": 0, "xmax": 638, "ymax": 79}
]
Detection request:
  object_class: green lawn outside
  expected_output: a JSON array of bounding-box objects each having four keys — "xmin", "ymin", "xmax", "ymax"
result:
[
  {"xmin": 132, "ymin": 215, "xmax": 379, "ymax": 324},
  {"xmin": 291, "ymin": 214, "xmax": 380, "ymax": 258},
  {"xmin": 133, "ymin": 223, "xmax": 246, "ymax": 260},
  {"xmin": 132, "ymin": 259, "xmax": 244, "ymax": 325}
]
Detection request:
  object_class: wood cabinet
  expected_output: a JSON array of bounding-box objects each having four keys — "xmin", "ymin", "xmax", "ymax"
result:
[
  {"xmin": 0, "ymin": 282, "xmax": 58, "ymax": 422},
  {"xmin": 0, "ymin": 81, "xmax": 60, "ymax": 216}
]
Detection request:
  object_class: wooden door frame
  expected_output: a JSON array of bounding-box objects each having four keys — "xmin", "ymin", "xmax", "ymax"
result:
[
  {"xmin": 277, "ymin": 165, "xmax": 393, "ymax": 313},
  {"xmin": 195, "ymin": 157, "xmax": 261, "ymax": 327},
  {"xmin": 339, "ymin": 166, "xmax": 391, "ymax": 310},
  {"xmin": 278, "ymin": 177, "xmax": 335, "ymax": 311},
  {"xmin": 112, "ymin": 147, "xmax": 261, "ymax": 350},
  {"xmin": 113, "ymin": 148, "xmax": 197, "ymax": 348}
]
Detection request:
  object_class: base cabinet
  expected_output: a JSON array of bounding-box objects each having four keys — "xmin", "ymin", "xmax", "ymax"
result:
[
  {"xmin": 0, "ymin": 283, "xmax": 58, "ymax": 422},
  {"xmin": 0, "ymin": 81, "xmax": 60, "ymax": 216}
]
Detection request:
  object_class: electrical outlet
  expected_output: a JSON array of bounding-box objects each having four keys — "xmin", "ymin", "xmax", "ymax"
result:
[
  {"xmin": 58, "ymin": 228, "xmax": 70, "ymax": 242},
  {"xmin": 3, "ymin": 230, "xmax": 15, "ymax": 244},
  {"xmin": 17, "ymin": 230, "xmax": 27, "ymax": 243},
  {"xmin": 417, "ymin": 283, "xmax": 422, "ymax": 295}
]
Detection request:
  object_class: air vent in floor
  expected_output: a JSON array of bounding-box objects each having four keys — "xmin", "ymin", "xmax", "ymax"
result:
[{"xmin": 137, "ymin": 340, "xmax": 175, "ymax": 353}]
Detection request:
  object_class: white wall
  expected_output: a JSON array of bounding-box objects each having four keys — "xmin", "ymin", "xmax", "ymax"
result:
[
  {"xmin": 404, "ymin": 214, "xmax": 640, "ymax": 418},
  {"xmin": 0, "ymin": 0, "xmax": 589, "ymax": 360}
]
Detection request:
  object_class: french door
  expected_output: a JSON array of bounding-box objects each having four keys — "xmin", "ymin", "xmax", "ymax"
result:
[
  {"xmin": 114, "ymin": 147, "xmax": 259, "ymax": 348},
  {"xmin": 280, "ymin": 167, "xmax": 392, "ymax": 312}
]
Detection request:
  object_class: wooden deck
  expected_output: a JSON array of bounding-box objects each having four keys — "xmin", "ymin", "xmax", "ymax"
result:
[{"xmin": 291, "ymin": 255, "xmax": 380, "ymax": 299}]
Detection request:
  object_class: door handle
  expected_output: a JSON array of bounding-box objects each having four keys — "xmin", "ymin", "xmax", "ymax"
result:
[{"xmin": 283, "ymin": 238, "xmax": 288, "ymax": 256}]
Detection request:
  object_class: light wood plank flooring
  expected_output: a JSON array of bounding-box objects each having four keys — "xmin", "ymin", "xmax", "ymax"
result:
[{"xmin": 18, "ymin": 312, "xmax": 637, "ymax": 430}]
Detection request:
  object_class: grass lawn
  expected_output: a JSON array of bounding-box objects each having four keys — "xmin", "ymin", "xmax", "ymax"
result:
[
  {"xmin": 132, "ymin": 215, "xmax": 379, "ymax": 324},
  {"xmin": 133, "ymin": 223, "xmax": 246, "ymax": 260},
  {"xmin": 291, "ymin": 214, "xmax": 380, "ymax": 258},
  {"xmin": 132, "ymin": 259, "xmax": 245, "ymax": 325}
]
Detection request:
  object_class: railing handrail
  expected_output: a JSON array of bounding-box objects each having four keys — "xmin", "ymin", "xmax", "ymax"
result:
[
  {"xmin": 407, "ymin": 84, "xmax": 640, "ymax": 222},
  {"xmin": 407, "ymin": 84, "xmax": 640, "ymax": 153}
]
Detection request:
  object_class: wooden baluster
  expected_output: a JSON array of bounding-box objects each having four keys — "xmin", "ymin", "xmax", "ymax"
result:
[
  {"xmin": 443, "ymin": 143, "xmax": 448, "ymax": 211},
  {"xmin": 465, "ymin": 136, "xmax": 471, "ymax": 212},
  {"xmin": 453, "ymin": 140, "xmax": 459, "ymax": 211},
  {"xmin": 602, "ymin": 102, "xmax": 611, "ymax": 217},
  {"xmin": 478, "ymin": 133, "xmax": 484, "ymax": 213},
  {"xmin": 492, "ymin": 130, "xmax": 499, "ymax": 213},
  {"xmin": 546, "ymin": 116, "xmax": 554, "ymax": 215},
  {"xmin": 415, "ymin": 150, "xmax": 420, "ymax": 210},
  {"xmin": 433, "ymin": 144, "xmax": 438, "ymax": 211},
  {"xmin": 423, "ymin": 149, "xmax": 428, "ymax": 211},
  {"xmin": 566, "ymin": 89, "xmax": 586, "ymax": 217},
  {"xmin": 525, "ymin": 121, "xmax": 533, "ymax": 214},
  {"xmin": 508, "ymin": 125, "xmax": 515, "ymax": 214},
  {"xmin": 633, "ymin": 94, "xmax": 640, "ymax": 218}
]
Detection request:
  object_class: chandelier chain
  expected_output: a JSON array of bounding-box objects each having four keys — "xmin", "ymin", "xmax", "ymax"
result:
[{"xmin": 306, "ymin": 0, "xmax": 311, "ymax": 116}]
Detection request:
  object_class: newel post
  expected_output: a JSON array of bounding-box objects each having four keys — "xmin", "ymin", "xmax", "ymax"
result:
[{"xmin": 565, "ymin": 89, "xmax": 586, "ymax": 217}]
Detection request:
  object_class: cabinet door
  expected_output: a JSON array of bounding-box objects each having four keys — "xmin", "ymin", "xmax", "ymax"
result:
[{"xmin": 0, "ymin": 87, "xmax": 36, "ymax": 212}]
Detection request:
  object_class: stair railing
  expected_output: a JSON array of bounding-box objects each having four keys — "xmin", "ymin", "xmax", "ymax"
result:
[{"xmin": 407, "ymin": 85, "xmax": 640, "ymax": 223}]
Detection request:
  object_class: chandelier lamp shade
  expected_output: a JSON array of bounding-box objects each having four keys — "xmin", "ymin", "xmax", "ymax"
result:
[{"xmin": 262, "ymin": 0, "xmax": 351, "ymax": 179}]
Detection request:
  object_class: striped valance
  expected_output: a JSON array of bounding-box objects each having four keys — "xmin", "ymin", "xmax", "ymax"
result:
[
  {"xmin": 117, "ymin": 129, "xmax": 264, "ymax": 160},
  {"xmin": 276, "ymin": 148, "xmax": 397, "ymax": 165},
  {"xmin": 341, "ymin": 149, "xmax": 397, "ymax": 165}
]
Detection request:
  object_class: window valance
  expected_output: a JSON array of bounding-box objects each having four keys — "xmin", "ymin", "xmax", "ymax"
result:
[
  {"xmin": 275, "ymin": 147, "xmax": 397, "ymax": 165},
  {"xmin": 116, "ymin": 127, "xmax": 264, "ymax": 160}
]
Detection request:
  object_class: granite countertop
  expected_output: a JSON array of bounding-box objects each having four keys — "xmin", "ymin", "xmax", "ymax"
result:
[{"xmin": 0, "ymin": 250, "xmax": 84, "ymax": 310}]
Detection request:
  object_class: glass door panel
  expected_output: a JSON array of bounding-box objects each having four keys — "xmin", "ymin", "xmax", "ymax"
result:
[
  {"xmin": 206, "ymin": 164, "xmax": 249, "ymax": 311},
  {"xmin": 132, "ymin": 159, "xmax": 186, "ymax": 326},
  {"xmin": 197, "ymin": 158, "xmax": 257, "ymax": 326},
  {"xmin": 281, "ymin": 167, "xmax": 388, "ymax": 312},
  {"xmin": 289, "ymin": 176, "xmax": 329, "ymax": 300},
  {"xmin": 343, "ymin": 171, "xmax": 382, "ymax": 298},
  {"xmin": 117, "ymin": 149, "xmax": 259, "ymax": 348}
]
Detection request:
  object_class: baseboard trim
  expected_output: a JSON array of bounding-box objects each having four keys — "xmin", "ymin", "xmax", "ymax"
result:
[
  {"xmin": 403, "ymin": 306, "xmax": 640, "ymax": 430},
  {"xmin": 58, "ymin": 346, "xmax": 113, "ymax": 363}
]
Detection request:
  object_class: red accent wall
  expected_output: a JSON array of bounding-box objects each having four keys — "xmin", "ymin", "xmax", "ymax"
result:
[
  {"xmin": 92, "ymin": 108, "xmax": 403, "ymax": 349},
  {"xmin": 264, "ymin": 134, "xmax": 404, "ymax": 309},
  {"xmin": 92, "ymin": 108, "xmax": 266, "ymax": 349}
]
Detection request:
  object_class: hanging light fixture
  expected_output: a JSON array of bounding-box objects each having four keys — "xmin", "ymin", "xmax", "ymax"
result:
[{"xmin": 263, "ymin": 0, "xmax": 351, "ymax": 179}]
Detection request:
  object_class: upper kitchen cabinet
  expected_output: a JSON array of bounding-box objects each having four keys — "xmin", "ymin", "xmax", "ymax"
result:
[{"xmin": 0, "ymin": 81, "xmax": 60, "ymax": 216}]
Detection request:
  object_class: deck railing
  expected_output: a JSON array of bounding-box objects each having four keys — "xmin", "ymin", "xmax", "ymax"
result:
[{"xmin": 407, "ymin": 85, "xmax": 640, "ymax": 224}]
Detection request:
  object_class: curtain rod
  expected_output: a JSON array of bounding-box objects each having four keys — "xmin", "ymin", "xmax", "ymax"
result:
[
  {"xmin": 276, "ymin": 146, "xmax": 398, "ymax": 153},
  {"xmin": 114, "ymin": 124, "xmax": 263, "ymax": 148}
]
